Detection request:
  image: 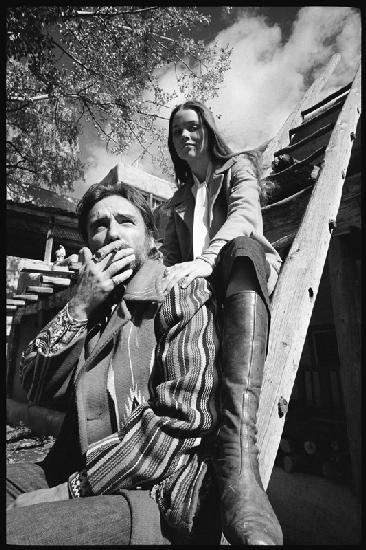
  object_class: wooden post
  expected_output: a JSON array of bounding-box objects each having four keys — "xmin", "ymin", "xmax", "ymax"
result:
[
  {"xmin": 257, "ymin": 63, "xmax": 361, "ymax": 490},
  {"xmin": 328, "ymin": 234, "xmax": 361, "ymax": 497},
  {"xmin": 261, "ymin": 54, "xmax": 340, "ymax": 177},
  {"xmin": 43, "ymin": 215, "xmax": 55, "ymax": 264}
]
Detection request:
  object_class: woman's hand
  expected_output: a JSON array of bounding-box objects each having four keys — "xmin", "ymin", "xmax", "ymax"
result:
[{"xmin": 163, "ymin": 259, "xmax": 213, "ymax": 294}]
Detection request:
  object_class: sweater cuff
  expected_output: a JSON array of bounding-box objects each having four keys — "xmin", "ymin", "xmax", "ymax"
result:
[{"xmin": 68, "ymin": 469, "xmax": 93, "ymax": 498}]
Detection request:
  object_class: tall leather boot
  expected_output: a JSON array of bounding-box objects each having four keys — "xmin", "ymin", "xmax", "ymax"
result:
[{"xmin": 215, "ymin": 290, "xmax": 283, "ymax": 545}]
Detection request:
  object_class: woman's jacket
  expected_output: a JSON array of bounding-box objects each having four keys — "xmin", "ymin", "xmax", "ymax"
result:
[{"xmin": 161, "ymin": 153, "xmax": 282, "ymax": 295}]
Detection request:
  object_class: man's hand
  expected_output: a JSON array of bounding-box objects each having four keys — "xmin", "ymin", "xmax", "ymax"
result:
[
  {"xmin": 68, "ymin": 240, "xmax": 136, "ymax": 320},
  {"xmin": 6, "ymin": 482, "xmax": 69, "ymax": 511},
  {"xmin": 162, "ymin": 259, "xmax": 213, "ymax": 294}
]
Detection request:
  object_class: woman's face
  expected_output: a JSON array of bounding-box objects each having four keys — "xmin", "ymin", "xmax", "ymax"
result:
[{"xmin": 171, "ymin": 108, "xmax": 209, "ymax": 164}]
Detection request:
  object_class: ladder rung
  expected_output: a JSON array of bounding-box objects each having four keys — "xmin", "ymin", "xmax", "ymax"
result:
[
  {"xmin": 290, "ymin": 96, "xmax": 346, "ymax": 138},
  {"xmin": 301, "ymin": 81, "xmax": 352, "ymax": 118},
  {"xmin": 276, "ymin": 121, "xmax": 336, "ymax": 156},
  {"xmin": 269, "ymin": 146, "xmax": 326, "ymax": 181}
]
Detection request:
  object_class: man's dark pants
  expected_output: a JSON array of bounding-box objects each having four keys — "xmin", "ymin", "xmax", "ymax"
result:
[{"xmin": 6, "ymin": 462, "xmax": 171, "ymax": 545}]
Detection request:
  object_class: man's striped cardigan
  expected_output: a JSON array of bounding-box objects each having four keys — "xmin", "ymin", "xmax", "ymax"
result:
[{"xmin": 19, "ymin": 259, "xmax": 221, "ymax": 536}]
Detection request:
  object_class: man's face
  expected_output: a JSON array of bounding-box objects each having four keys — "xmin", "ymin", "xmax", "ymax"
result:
[{"xmin": 86, "ymin": 195, "xmax": 152, "ymax": 271}]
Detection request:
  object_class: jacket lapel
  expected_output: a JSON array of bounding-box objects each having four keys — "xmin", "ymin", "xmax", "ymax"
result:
[
  {"xmin": 174, "ymin": 183, "xmax": 195, "ymax": 238},
  {"xmin": 75, "ymin": 259, "xmax": 166, "ymax": 377},
  {"xmin": 209, "ymin": 171, "xmax": 224, "ymax": 221},
  {"xmin": 75, "ymin": 302, "xmax": 130, "ymax": 380}
]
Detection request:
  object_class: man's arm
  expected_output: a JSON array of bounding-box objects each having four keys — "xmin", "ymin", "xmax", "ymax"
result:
[
  {"xmin": 20, "ymin": 242, "xmax": 137, "ymax": 406},
  {"xmin": 20, "ymin": 304, "xmax": 88, "ymax": 407},
  {"xmin": 68, "ymin": 277, "xmax": 220, "ymax": 497}
]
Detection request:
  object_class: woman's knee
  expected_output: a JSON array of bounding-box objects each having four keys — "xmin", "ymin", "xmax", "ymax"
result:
[
  {"xmin": 226, "ymin": 255, "xmax": 261, "ymax": 296},
  {"xmin": 227, "ymin": 236, "xmax": 264, "ymax": 259}
]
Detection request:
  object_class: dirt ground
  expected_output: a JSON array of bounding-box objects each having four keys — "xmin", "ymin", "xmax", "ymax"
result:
[{"xmin": 6, "ymin": 423, "xmax": 55, "ymax": 464}]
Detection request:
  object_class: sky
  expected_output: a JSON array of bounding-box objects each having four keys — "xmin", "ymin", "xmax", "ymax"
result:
[{"xmin": 75, "ymin": 6, "xmax": 361, "ymax": 198}]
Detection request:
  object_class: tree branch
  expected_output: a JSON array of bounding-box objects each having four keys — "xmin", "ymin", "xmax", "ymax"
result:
[
  {"xmin": 72, "ymin": 7, "xmax": 161, "ymax": 19},
  {"xmin": 7, "ymin": 140, "xmax": 34, "ymax": 163},
  {"xmin": 136, "ymin": 110, "xmax": 169, "ymax": 121},
  {"xmin": 150, "ymin": 35, "xmax": 199, "ymax": 77},
  {"xmin": 9, "ymin": 94, "xmax": 50, "ymax": 103},
  {"xmin": 50, "ymin": 37, "xmax": 93, "ymax": 74},
  {"xmin": 7, "ymin": 163, "xmax": 37, "ymax": 174},
  {"xmin": 82, "ymin": 97, "xmax": 119, "ymax": 147}
]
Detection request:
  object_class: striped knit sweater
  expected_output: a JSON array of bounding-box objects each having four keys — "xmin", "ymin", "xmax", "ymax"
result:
[{"xmin": 19, "ymin": 266, "xmax": 221, "ymax": 536}]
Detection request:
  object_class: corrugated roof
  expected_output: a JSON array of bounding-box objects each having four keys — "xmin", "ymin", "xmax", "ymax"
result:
[{"xmin": 7, "ymin": 183, "xmax": 78, "ymax": 214}]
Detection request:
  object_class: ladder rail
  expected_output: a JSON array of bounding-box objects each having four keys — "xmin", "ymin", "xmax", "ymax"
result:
[{"xmin": 257, "ymin": 63, "xmax": 361, "ymax": 490}]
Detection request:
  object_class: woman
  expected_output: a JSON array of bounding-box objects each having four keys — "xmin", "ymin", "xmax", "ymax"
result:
[{"xmin": 161, "ymin": 100, "xmax": 283, "ymax": 545}]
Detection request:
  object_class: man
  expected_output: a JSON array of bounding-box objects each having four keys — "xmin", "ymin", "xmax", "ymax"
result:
[{"xmin": 7, "ymin": 181, "xmax": 221, "ymax": 545}]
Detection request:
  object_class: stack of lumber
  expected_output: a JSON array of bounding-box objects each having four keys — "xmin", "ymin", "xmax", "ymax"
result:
[{"xmin": 6, "ymin": 260, "xmax": 82, "ymax": 315}]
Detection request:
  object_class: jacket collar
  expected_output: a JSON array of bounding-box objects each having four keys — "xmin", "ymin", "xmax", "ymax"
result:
[
  {"xmin": 169, "ymin": 163, "xmax": 225, "ymax": 209},
  {"xmin": 214, "ymin": 152, "xmax": 244, "ymax": 174},
  {"xmin": 168, "ymin": 153, "xmax": 245, "ymax": 202}
]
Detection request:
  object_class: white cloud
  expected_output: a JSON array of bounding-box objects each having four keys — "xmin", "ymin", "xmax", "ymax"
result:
[
  {"xmin": 206, "ymin": 6, "xmax": 361, "ymax": 150},
  {"xmin": 79, "ymin": 6, "xmax": 361, "ymax": 188}
]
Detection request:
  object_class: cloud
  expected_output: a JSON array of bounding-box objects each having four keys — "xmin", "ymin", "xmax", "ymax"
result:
[
  {"xmin": 206, "ymin": 6, "xmax": 361, "ymax": 150},
  {"xmin": 79, "ymin": 6, "xmax": 361, "ymax": 187}
]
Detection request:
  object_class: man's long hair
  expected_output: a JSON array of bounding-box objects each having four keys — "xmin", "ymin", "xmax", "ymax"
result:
[{"xmin": 77, "ymin": 181, "xmax": 158, "ymax": 252}]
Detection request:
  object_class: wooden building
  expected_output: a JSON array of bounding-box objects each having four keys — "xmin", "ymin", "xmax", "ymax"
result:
[{"xmin": 6, "ymin": 59, "xmax": 361, "ymax": 544}]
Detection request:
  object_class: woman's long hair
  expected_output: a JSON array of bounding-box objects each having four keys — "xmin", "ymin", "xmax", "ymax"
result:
[
  {"xmin": 167, "ymin": 100, "xmax": 274, "ymax": 203},
  {"xmin": 168, "ymin": 100, "xmax": 233, "ymax": 186}
]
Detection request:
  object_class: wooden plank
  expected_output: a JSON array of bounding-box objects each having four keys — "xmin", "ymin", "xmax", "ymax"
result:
[
  {"xmin": 257, "ymin": 63, "xmax": 361, "ymax": 490},
  {"xmin": 40, "ymin": 275, "xmax": 71, "ymax": 287},
  {"xmin": 328, "ymin": 235, "xmax": 361, "ymax": 497},
  {"xmin": 12, "ymin": 294, "xmax": 39, "ymax": 302},
  {"xmin": 7, "ymin": 299, "xmax": 26, "ymax": 307},
  {"xmin": 21, "ymin": 267, "xmax": 73, "ymax": 276},
  {"xmin": 261, "ymin": 54, "xmax": 340, "ymax": 177},
  {"xmin": 26, "ymin": 286, "xmax": 54, "ymax": 295}
]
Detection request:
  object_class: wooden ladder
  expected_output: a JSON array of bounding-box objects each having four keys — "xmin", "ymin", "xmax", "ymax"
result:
[{"xmin": 256, "ymin": 56, "xmax": 361, "ymax": 490}]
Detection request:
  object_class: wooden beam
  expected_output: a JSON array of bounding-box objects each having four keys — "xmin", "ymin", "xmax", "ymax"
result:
[
  {"xmin": 26, "ymin": 286, "xmax": 54, "ymax": 295},
  {"xmin": 261, "ymin": 54, "xmax": 340, "ymax": 176},
  {"xmin": 328, "ymin": 235, "xmax": 361, "ymax": 497},
  {"xmin": 13, "ymin": 294, "xmax": 39, "ymax": 302},
  {"xmin": 40, "ymin": 275, "xmax": 71, "ymax": 287},
  {"xmin": 257, "ymin": 63, "xmax": 361, "ymax": 490},
  {"xmin": 21, "ymin": 267, "xmax": 74, "ymax": 277},
  {"xmin": 43, "ymin": 215, "xmax": 55, "ymax": 264},
  {"xmin": 7, "ymin": 299, "xmax": 26, "ymax": 307}
]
